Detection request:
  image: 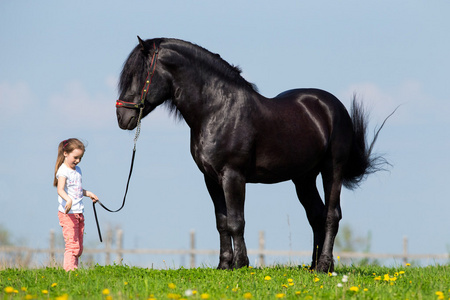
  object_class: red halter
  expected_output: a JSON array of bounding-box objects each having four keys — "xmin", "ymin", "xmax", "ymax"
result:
[{"xmin": 116, "ymin": 44, "xmax": 159, "ymax": 109}]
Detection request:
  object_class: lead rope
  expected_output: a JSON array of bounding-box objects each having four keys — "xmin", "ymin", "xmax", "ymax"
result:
[{"xmin": 93, "ymin": 107, "xmax": 144, "ymax": 242}]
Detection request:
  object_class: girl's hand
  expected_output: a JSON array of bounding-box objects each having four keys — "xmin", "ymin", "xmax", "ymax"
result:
[
  {"xmin": 85, "ymin": 190, "xmax": 99, "ymax": 203},
  {"xmin": 64, "ymin": 199, "xmax": 72, "ymax": 214}
]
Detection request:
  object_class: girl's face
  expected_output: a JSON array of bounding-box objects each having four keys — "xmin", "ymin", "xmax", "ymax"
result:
[{"xmin": 64, "ymin": 148, "xmax": 84, "ymax": 170}]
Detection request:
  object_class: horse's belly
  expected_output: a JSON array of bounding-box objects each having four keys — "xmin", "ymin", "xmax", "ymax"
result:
[{"xmin": 247, "ymin": 152, "xmax": 323, "ymax": 184}]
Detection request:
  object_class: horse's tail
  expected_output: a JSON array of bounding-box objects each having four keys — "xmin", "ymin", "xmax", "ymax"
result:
[{"xmin": 342, "ymin": 96, "xmax": 397, "ymax": 190}]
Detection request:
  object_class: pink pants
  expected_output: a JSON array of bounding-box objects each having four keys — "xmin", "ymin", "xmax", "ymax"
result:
[{"xmin": 58, "ymin": 211, "xmax": 84, "ymax": 271}]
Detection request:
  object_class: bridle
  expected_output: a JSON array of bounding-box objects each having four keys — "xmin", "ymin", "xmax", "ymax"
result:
[
  {"xmin": 116, "ymin": 44, "xmax": 159, "ymax": 111},
  {"xmin": 93, "ymin": 44, "xmax": 159, "ymax": 242}
]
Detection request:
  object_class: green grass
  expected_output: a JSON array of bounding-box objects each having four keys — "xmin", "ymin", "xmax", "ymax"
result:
[{"xmin": 1, "ymin": 264, "xmax": 449, "ymax": 299}]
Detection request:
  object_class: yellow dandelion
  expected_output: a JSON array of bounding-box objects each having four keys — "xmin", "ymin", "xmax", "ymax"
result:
[
  {"xmin": 374, "ymin": 276, "xmax": 381, "ymax": 281},
  {"xmin": 102, "ymin": 288, "xmax": 110, "ymax": 295},
  {"xmin": 200, "ymin": 293, "xmax": 210, "ymax": 299},
  {"xmin": 192, "ymin": 290, "xmax": 197, "ymax": 295},
  {"xmin": 243, "ymin": 292, "xmax": 252, "ymax": 299},
  {"xmin": 349, "ymin": 286, "xmax": 359, "ymax": 292},
  {"xmin": 436, "ymin": 291, "xmax": 444, "ymax": 300},
  {"xmin": 288, "ymin": 278, "xmax": 294, "ymax": 283},
  {"xmin": 399, "ymin": 271, "xmax": 405, "ymax": 275},
  {"xmin": 275, "ymin": 293, "xmax": 285, "ymax": 298},
  {"xmin": 295, "ymin": 291, "xmax": 301, "ymax": 295},
  {"xmin": 51, "ymin": 282, "xmax": 58, "ymax": 288},
  {"xmin": 406, "ymin": 263, "xmax": 411, "ymax": 267},
  {"xmin": 56, "ymin": 294, "xmax": 69, "ymax": 300},
  {"xmin": 25, "ymin": 295, "xmax": 34, "ymax": 300},
  {"xmin": 124, "ymin": 282, "xmax": 128, "ymax": 285},
  {"xmin": 168, "ymin": 283, "xmax": 176, "ymax": 289},
  {"xmin": 42, "ymin": 290, "xmax": 49, "ymax": 294},
  {"xmin": 364, "ymin": 288, "xmax": 368, "ymax": 292},
  {"xmin": 264, "ymin": 275, "xmax": 272, "ymax": 281},
  {"xmin": 21, "ymin": 287, "xmax": 27, "ymax": 292},
  {"xmin": 383, "ymin": 274, "xmax": 390, "ymax": 282},
  {"xmin": 167, "ymin": 293, "xmax": 180, "ymax": 299},
  {"xmin": 4, "ymin": 287, "xmax": 14, "ymax": 294},
  {"xmin": 314, "ymin": 277, "xmax": 320, "ymax": 282}
]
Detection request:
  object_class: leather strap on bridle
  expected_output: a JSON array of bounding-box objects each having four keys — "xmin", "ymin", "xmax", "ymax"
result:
[{"xmin": 116, "ymin": 45, "xmax": 159, "ymax": 110}]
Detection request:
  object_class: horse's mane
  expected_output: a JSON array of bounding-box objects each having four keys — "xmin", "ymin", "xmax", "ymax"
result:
[
  {"xmin": 163, "ymin": 39, "xmax": 258, "ymax": 92},
  {"xmin": 118, "ymin": 42, "xmax": 150, "ymax": 98},
  {"xmin": 118, "ymin": 38, "xmax": 258, "ymax": 121}
]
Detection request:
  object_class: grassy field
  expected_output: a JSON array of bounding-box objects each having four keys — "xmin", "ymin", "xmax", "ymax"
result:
[{"xmin": 1, "ymin": 264, "xmax": 449, "ymax": 299}]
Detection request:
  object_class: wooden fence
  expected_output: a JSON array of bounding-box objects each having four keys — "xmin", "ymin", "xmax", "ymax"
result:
[{"xmin": 1, "ymin": 230, "xmax": 449, "ymax": 268}]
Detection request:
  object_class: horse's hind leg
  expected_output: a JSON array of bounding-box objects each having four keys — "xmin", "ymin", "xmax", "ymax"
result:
[
  {"xmin": 293, "ymin": 174, "xmax": 326, "ymax": 269},
  {"xmin": 315, "ymin": 164, "xmax": 343, "ymax": 273},
  {"xmin": 204, "ymin": 175, "xmax": 233, "ymax": 269}
]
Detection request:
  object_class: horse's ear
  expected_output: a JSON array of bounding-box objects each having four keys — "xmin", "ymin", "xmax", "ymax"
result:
[{"xmin": 137, "ymin": 36, "xmax": 150, "ymax": 54}]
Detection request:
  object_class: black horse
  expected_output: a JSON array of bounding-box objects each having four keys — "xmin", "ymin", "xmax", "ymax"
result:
[{"xmin": 116, "ymin": 37, "xmax": 388, "ymax": 272}]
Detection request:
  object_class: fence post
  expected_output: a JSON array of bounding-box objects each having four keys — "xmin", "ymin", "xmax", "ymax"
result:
[
  {"xmin": 49, "ymin": 230, "xmax": 55, "ymax": 267},
  {"xmin": 259, "ymin": 231, "xmax": 265, "ymax": 267},
  {"xmin": 403, "ymin": 236, "xmax": 408, "ymax": 265},
  {"xmin": 105, "ymin": 229, "xmax": 112, "ymax": 265},
  {"xmin": 117, "ymin": 229, "xmax": 123, "ymax": 265},
  {"xmin": 190, "ymin": 230, "xmax": 196, "ymax": 268}
]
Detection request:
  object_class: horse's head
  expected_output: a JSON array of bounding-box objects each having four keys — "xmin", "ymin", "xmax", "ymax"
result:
[{"xmin": 116, "ymin": 37, "xmax": 172, "ymax": 130}]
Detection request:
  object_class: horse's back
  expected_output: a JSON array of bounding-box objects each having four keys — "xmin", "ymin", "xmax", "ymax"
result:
[
  {"xmin": 270, "ymin": 88, "xmax": 352, "ymax": 134},
  {"xmin": 247, "ymin": 88, "xmax": 352, "ymax": 183}
]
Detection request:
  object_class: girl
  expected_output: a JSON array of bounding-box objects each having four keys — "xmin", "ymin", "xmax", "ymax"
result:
[{"xmin": 53, "ymin": 138, "xmax": 98, "ymax": 271}]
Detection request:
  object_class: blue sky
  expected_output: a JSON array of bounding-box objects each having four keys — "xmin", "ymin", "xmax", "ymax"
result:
[{"xmin": 1, "ymin": 1, "xmax": 449, "ymax": 268}]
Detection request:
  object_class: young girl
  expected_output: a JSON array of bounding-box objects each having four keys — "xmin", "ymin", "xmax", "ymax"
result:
[{"xmin": 53, "ymin": 138, "xmax": 98, "ymax": 271}]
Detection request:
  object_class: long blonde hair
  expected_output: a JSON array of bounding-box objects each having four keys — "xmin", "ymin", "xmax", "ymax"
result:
[{"xmin": 53, "ymin": 138, "xmax": 85, "ymax": 187}]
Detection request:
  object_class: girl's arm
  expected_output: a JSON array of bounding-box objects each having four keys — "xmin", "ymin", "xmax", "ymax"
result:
[
  {"xmin": 57, "ymin": 176, "xmax": 73, "ymax": 214},
  {"xmin": 83, "ymin": 189, "xmax": 99, "ymax": 203}
]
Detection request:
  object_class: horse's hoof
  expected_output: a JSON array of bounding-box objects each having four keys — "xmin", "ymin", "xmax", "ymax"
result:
[
  {"xmin": 217, "ymin": 262, "xmax": 232, "ymax": 270},
  {"xmin": 315, "ymin": 260, "xmax": 334, "ymax": 273},
  {"xmin": 231, "ymin": 256, "xmax": 249, "ymax": 269}
]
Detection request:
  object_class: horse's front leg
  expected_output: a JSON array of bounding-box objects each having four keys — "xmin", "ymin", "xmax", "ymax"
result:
[
  {"xmin": 204, "ymin": 175, "xmax": 233, "ymax": 269},
  {"xmin": 222, "ymin": 169, "xmax": 249, "ymax": 269}
]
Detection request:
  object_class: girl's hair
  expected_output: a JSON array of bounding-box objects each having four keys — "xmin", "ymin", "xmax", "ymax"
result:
[{"xmin": 53, "ymin": 138, "xmax": 86, "ymax": 187}]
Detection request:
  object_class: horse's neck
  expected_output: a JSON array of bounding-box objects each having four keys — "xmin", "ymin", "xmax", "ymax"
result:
[
  {"xmin": 172, "ymin": 71, "xmax": 255, "ymax": 130},
  {"xmin": 172, "ymin": 73, "xmax": 218, "ymax": 122},
  {"xmin": 162, "ymin": 43, "xmax": 258, "ymax": 127}
]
